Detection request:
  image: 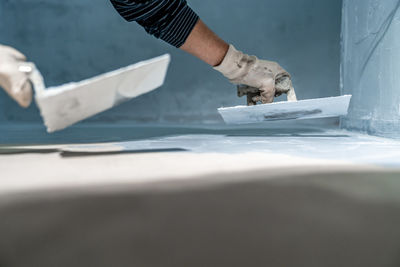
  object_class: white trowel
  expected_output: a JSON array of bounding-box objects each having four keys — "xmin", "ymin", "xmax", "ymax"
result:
[
  {"xmin": 20, "ymin": 54, "xmax": 170, "ymax": 133},
  {"xmin": 218, "ymin": 86, "xmax": 352, "ymax": 124}
]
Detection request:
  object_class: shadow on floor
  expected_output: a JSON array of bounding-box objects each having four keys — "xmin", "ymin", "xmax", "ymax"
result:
[
  {"xmin": 0, "ymin": 147, "xmax": 188, "ymax": 157},
  {"xmin": 0, "ymin": 148, "xmax": 59, "ymax": 155},
  {"xmin": 60, "ymin": 148, "xmax": 188, "ymax": 157}
]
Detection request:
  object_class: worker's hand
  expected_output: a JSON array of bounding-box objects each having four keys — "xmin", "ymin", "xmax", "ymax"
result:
[
  {"xmin": 0, "ymin": 45, "xmax": 33, "ymax": 107},
  {"xmin": 214, "ymin": 45, "xmax": 297, "ymax": 105}
]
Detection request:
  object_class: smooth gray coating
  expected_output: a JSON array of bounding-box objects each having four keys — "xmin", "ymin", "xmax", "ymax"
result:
[
  {"xmin": 0, "ymin": 0, "xmax": 342, "ymax": 127},
  {"xmin": 341, "ymin": 0, "xmax": 400, "ymax": 138}
]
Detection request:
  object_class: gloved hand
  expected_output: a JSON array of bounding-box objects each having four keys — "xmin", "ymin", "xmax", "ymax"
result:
[
  {"xmin": 0, "ymin": 45, "xmax": 33, "ymax": 107},
  {"xmin": 214, "ymin": 44, "xmax": 297, "ymax": 106}
]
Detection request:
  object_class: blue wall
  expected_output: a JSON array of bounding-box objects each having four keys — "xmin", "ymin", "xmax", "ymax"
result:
[
  {"xmin": 341, "ymin": 0, "xmax": 400, "ymax": 138},
  {"xmin": 0, "ymin": 0, "xmax": 343, "ymax": 126}
]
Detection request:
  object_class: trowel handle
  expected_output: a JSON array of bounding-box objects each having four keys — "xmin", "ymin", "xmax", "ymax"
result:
[
  {"xmin": 237, "ymin": 84, "xmax": 298, "ymax": 104},
  {"xmin": 287, "ymin": 86, "xmax": 297, "ymax": 102},
  {"xmin": 18, "ymin": 62, "xmax": 46, "ymax": 95}
]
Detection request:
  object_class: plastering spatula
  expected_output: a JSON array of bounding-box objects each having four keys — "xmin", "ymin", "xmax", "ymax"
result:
[
  {"xmin": 21, "ymin": 54, "xmax": 170, "ymax": 133},
  {"xmin": 218, "ymin": 95, "xmax": 352, "ymax": 124}
]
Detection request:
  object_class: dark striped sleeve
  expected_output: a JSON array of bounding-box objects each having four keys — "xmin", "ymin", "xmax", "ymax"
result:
[{"xmin": 110, "ymin": 0, "xmax": 199, "ymax": 48}]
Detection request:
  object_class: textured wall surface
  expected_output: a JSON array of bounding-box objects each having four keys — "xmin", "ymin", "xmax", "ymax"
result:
[
  {"xmin": 341, "ymin": 0, "xmax": 400, "ymax": 137},
  {"xmin": 0, "ymin": 0, "xmax": 342, "ymax": 126}
]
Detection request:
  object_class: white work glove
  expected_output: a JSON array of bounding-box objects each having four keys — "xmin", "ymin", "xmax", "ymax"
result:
[
  {"xmin": 214, "ymin": 45, "xmax": 297, "ymax": 106},
  {"xmin": 0, "ymin": 44, "xmax": 33, "ymax": 107}
]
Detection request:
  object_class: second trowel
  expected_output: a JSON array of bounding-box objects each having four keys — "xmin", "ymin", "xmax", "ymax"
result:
[
  {"xmin": 218, "ymin": 85, "xmax": 352, "ymax": 124},
  {"xmin": 21, "ymin": 54, "xmax": 170, "ymax": 133}
]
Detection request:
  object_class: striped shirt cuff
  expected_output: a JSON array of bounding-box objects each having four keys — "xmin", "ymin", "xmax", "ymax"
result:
[
  {"xmin": 158, "ymin": 5, "xmax": 199, "ymax": 47},
  {"xmin": 110, "ymin": 0, "xmax": 199, "ymax": 48}
]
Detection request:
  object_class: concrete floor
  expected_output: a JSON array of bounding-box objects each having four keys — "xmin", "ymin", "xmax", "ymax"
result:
[{"xmin": 1, "ymin": 122, "xmax": 400, "ymax": 266}]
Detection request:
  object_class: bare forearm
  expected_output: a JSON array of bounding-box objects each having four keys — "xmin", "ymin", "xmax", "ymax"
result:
[
  {"xmin": 180, "ymin": 20, "xmax": 229, "ymax": 67},
  {"xmin": 110, "ymin": 1, "xmax": 228, "ymax": 66}
]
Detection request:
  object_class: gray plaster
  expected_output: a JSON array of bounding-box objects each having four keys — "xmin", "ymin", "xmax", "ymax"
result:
[
  {"xmin": 62, "ymin": 130, "xmax": 400, "ymax": 168},
  {"xmin": 341, "ymin": 0, "xmax": 400, "ymax": 138},
  {"xmin": 2, "ymin": 123, "xmax": 400, "ymax": 167}
]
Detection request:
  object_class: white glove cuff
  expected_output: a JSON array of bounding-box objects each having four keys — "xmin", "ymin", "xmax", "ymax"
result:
[{"xmin": 214, "ymin": 44, "xmax": 254, "ymax": 81}]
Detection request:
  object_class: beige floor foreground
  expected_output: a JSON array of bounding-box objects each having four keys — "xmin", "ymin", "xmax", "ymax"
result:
[{"xmin": 1, "ymin": 125, "xmax": 400, "ymax": 266}]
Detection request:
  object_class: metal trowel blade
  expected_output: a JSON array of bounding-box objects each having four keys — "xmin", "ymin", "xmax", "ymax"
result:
[
  {"xmin": 34, "ymin": 54, "xmax": 170, "ymax": 133},
  {"xmin": 218, "ymin": 95, "xmax": 352, "ymax": 124}
]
